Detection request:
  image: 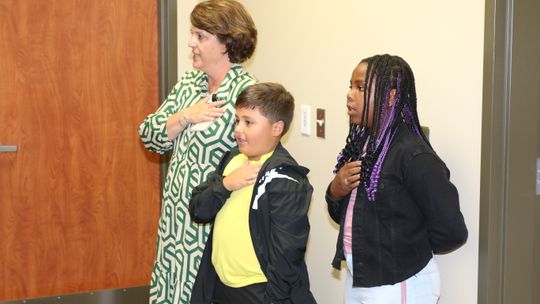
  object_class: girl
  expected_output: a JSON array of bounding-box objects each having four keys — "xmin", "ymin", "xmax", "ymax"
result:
[{"xmin": 326, "ymin": 54, "xmax": 468, "ymax": 304}]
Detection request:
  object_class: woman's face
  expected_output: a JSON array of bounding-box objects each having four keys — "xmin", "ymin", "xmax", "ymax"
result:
[
  {"xmin": 188, "ymin": 26, "xmax": 229, "ymax": 73},
  {"xmin": 347, "ymin": 62, "xmax": 374, "ymax": 127}
]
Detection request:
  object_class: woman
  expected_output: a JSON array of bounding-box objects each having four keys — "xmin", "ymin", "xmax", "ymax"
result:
[
  {"xmin": 138, "ymin": 1, "xmax": 257, "ymax": 303},
  {"xmin": 326, "ymin": 54, "xmax": 467, "ymax": 303}
]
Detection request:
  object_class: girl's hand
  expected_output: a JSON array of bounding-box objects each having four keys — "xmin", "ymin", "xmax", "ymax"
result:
[{"xmin": 330, "ymin": 160, "xmax": 362, "ymax": 200}]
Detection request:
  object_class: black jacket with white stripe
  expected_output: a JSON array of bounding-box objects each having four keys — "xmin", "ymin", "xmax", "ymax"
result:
[{"xmin": 189, "ymin": 143, "xmax": 316, "ymax": 304}]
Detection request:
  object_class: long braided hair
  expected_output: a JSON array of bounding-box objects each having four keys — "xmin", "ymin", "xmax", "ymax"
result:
[{"xmin": 334, "ymin": 54, "xmax": 430, "ymax": 201}]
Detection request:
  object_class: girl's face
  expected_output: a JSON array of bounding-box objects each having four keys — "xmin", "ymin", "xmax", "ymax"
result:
[
  {"xmin": 188, "ymin": 26, "xmax": 229, "ymax": 73},
  {"xmin": 347, "ymin": 63, "xmax": 374, "ymax": 128}
]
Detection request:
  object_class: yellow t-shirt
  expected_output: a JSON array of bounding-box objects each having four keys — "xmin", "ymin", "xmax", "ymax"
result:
[{"xmin": 212, "ymin": 151, "xmax": 273, "ymax": 287}]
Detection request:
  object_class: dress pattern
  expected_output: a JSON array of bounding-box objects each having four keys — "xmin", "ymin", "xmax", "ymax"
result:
[{"xmin": 139, "ymin": 65, "xmax": 256, "ymax": 304}]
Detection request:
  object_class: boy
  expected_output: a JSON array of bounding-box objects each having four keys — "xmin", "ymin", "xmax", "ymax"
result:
[{"xmin": 189, "ymin": 83, "xmax": 317, "ymax": 304}]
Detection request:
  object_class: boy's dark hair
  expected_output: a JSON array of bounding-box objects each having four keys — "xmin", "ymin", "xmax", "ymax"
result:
[
  {"xmin": 236, "ymin": 83, "xmax": 294, "ymax": 135},
  {"xmin": 335, "ymin": 54, "xmax": 430, "ymax": 201}
]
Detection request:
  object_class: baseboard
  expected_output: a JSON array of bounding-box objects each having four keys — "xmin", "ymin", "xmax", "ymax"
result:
[{"xmin": 1, "ymin": 286, "xmax": 149, "ymax": 304}]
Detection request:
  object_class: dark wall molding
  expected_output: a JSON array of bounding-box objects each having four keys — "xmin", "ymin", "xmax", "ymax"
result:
[
  {"xmin": 158, "ymin": 0, "xmax": 178, "ymax": 190},
  {"xmin": 478, "ymin": 0, "xmax": 512, "ymax": 303},
  {"xmin": 0, "ymin": 286, "xmax": 149, "ymax": 304}
]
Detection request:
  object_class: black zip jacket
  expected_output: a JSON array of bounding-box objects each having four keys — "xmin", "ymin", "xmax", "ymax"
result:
[
  {"xmin": 189, "ymin": 143, "xmax": 317, "ymax": 304},
  {"xmin": 326, "ymin": 125, "xmax": 468, "ymax": 287}
]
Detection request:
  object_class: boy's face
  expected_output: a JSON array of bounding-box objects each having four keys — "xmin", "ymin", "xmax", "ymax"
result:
[{"xmin": 234, "ymin": 106, "xmax": 283, "ymax": 161}]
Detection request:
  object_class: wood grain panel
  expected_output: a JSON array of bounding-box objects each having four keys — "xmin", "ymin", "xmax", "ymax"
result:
[{"xmin": 0, "ymin": 0, "xmax": 161, "ymax": 300}]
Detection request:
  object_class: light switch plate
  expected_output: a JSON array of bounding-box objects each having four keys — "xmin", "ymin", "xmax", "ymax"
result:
[
  {"xmin": 316, "ymin": 108, "xmax": 325, "ymax": 138},
  {"xmin": 300, "ymin": 105, "xmax": 311, "ymax": 136}
]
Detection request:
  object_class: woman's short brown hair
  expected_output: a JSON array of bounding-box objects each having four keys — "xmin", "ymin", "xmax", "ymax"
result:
[{"xmin": 191, "ymin": 0, "xmax": 257, "ymax": 64}]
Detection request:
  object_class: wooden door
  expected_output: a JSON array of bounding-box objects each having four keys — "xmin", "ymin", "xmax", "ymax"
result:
[{"xmin": 0, "ymin": 0, "xmax": 161, "ymax": 300}]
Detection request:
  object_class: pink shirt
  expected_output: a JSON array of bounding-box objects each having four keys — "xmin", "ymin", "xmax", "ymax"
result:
[
  {"xmin": 342, "ymin": 140, "xmax": 368, "ymax": 254},
  {"xmin": 343, "ymin": 187, "xmax": 358, "ymax": 254}
]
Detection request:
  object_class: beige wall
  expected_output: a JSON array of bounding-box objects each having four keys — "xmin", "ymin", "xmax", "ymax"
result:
[{"xmin": 179, "ymin": 1, "xmax": 483, "ymax": 303}]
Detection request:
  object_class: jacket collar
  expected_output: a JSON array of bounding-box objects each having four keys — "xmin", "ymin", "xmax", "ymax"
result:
[{"xmin": 222, "ymin": 142, "xmax": 309, "ymax": 176}]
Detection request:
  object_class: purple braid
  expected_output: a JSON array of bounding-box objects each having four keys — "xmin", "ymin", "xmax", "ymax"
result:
[
  {"xmin": 364, "ymin": 81, "xmax": 399, "ymax": 201},
  {"xmin": 366, "ymin": 129, "xmax": 397, "ymax": 200}
]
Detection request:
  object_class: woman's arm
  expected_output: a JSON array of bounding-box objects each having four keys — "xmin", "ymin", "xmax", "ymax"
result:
[
  {"xmin": 138, "ymin": 82, "xmax": 183, "ymax": 154},
  {"xmin": 139, "ymin": 72, "xmax": 226, "ymax": 153},
  {"xmin": 165, "ymin": 97, "xmax": 225, "ymax": 140}
]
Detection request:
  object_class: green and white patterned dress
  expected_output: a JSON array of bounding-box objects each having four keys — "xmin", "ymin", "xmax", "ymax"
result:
[{"xmin": 139, "ymin": 65, "xmax": 256, "ymax": 304}]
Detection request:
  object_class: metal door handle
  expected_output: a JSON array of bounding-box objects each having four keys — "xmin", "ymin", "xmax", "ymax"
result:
[{"xmin": 0, "ymin": 145, "xmax": 18, "ymax": 152}]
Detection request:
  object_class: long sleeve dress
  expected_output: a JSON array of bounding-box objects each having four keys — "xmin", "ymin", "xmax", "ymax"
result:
[{"xmin": 139, "ymin": 64, "xmax": 256, "ymax": 304}]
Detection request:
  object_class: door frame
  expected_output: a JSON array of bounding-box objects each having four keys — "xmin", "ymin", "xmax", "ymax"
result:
[
  {"xmin": 479, "ymin": 0, "xmax": 540, "ymax": 303},
  {"xmin": 478, "ymin": 0, "xmax": 509, "ymax": 302},
  {"xmin": 158, "ymin": 0, "xmax": 178, "ymax": 191}
]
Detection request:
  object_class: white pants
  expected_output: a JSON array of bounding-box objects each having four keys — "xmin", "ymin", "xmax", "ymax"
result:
[{"xmin": 344, "ymin": 254, "xmax": 440, "ymax": 304}]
